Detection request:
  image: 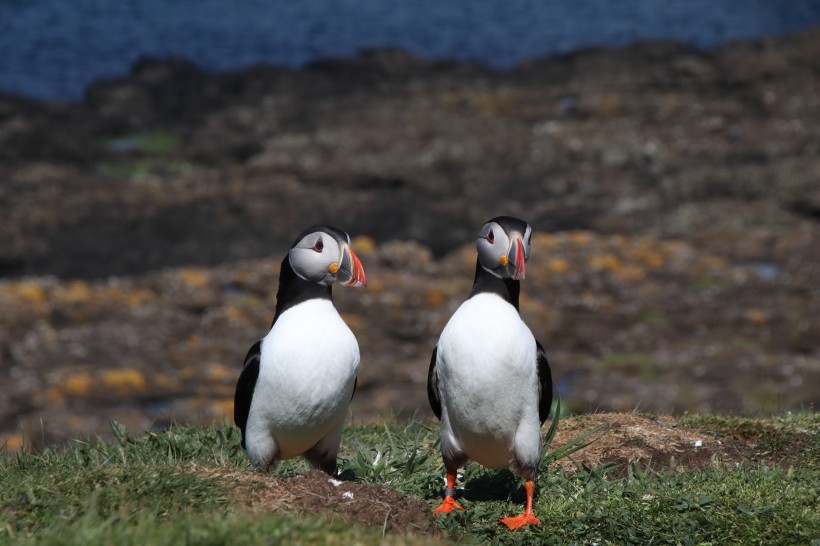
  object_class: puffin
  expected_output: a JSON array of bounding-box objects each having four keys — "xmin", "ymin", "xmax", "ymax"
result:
[
  {"xmin": 427, "ymin": 216, "xmax": 553, "ymax": 529},
  {"xmin": 234, "ymin": 225, "xmax": 366, "ymax": 475}
]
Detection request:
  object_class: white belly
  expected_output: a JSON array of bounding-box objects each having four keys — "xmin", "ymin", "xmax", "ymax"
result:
[
  {"xmin": 437, "ymin": 294, "xmax": 539, "ymax": 468},
  {"xmin": 247, "ymin": 299, "xmax": 359, "ymax": 458}
]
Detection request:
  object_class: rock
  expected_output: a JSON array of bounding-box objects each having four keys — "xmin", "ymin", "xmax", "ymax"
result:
[{"xmin": 1, "ymin": 29, "xmax": 819, "ymax": 442}]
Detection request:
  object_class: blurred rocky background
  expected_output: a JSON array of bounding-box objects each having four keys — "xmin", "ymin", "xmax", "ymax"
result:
[{"xmin": 1, "ymin": 25, "xmax": 819, "ymax": 448}]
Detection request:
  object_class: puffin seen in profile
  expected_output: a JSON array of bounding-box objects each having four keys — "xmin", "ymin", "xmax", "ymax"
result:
[
  {"xmin": 427, "ymin": 216, "xmax": 553, "ymax": 529},
  {"xmin": 234, "ymin": 225, "xmax": 366, "ymax": 475}
]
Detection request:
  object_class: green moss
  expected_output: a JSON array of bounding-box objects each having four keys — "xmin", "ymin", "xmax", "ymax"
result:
[
  {"xmin": 599, "ymin": 352, "xmax": 659, "ymax": 379},
  {"xmin": 103, "ymin": 131, "xmax": 180, "ymax": 154},
  {"xmin": 640, "ymin": 309, "xmax": 668, "ymax": 326}
]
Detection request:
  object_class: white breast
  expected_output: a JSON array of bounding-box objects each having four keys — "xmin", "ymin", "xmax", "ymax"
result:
[
  {"xmin": 436, "ymin": 293, "xmax": 539, "ymax": 468},
  {"xmin": 248, "ymin": 299, "xmax": 359, "ymax": 458}
]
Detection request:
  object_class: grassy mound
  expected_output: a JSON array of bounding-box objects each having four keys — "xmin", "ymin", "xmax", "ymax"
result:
[{"xmin": 1, "ymin": 412, "xmax": 817, "ymax": 545}]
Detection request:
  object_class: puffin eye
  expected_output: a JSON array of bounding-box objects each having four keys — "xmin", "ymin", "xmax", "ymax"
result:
[
  {"xmin": 313, "ymin": 237, "xmax": 324, "ymax": 252},
  {"xmin": 487, "ymin": 229, "xmax": 494, "ymax": 244}
]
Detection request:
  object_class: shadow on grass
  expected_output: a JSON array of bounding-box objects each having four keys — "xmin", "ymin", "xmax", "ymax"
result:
[
  {"xmin": 462, "ymin": 468, "xmax": 524, "ymax": 503},
  {"xmin": 337, "ymin": 468, "xmax": 358, "ymax": 482}
]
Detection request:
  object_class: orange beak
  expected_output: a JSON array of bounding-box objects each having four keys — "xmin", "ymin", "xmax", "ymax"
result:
[
  {"xmin": 511, "ymin": 237, "xmax": 526, "ymax": 280},
  {"xmin": 337, "ymin": 245, "xmax": 367, "ymax": 287}
]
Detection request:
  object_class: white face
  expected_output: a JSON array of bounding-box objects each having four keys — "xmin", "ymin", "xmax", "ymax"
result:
[
  {"xmin": 476, "ymin": 220, "xmax": 532, "ymax": 279},
  {"xmin": 287, "ymin": 229, "xmax": 366, "ymax": 287},
  {"xmin": 288, "ymin": 231, "xmax": 345, "ymax": 286}
]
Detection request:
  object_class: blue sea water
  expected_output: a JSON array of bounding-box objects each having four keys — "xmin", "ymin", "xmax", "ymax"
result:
[{"xmin": 1, "ymin": 0, "xmax": 819, "ymax": 101}]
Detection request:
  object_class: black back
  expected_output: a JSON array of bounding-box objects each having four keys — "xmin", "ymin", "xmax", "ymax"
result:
[
  {"xmin": 427, "ymin": 346, "xmax": 441, "ymax": 420},
  {"xmin": 536, "ymin": 340, "xmax": 553, "ymax": 424},
  {"xmin": 234, "ymin": 340, "xmax": 261, "ymax": 448}
]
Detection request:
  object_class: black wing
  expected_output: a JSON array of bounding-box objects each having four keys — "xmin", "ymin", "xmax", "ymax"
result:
[
  {"xmin": 536, "ymin": 339, "xmax": 553, "ymax": 424},
  {"xmin": 234, "ymin": 340, "xmax": 261, "ymax": 449},
  {"xmin": 426, "ymin": 346, "xmax": 442, "ymax": 420}
]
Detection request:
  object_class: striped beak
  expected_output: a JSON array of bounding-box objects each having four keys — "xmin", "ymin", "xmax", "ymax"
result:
[
  {"xmin": 509, "ymin": 236, "xmax": 526, "ymax": 280},
  {"xmin": 337, "ymin": 244, "xmax": 367, "ymax": 287}
]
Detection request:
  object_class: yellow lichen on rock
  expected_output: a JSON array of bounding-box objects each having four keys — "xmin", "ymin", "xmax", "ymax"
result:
[
  {"xmin": 63, "ymin": 371, "xmax": 94, "ymax": 396},
  {"xmin": 14, "ymin": 282, "xmax": 47, "ymax": 303},
  {"xmin": 546, "ymin": 258, "xmax": 570, "ymax": 275},
  {"xmin": 424, "ymin": 287, "xmax": 446, "ymax": 307},
  {"xmin": 46, "ymin": 385, "xmax": 65, "ymax": 404},
  {"xmin": 225, "ymin": 305, "xmax": 251, "ymax": 324},
  {"xmin": 121, "ymin": 288, "xmax": 155, "ymax": 307},
  {"xmin": 365, "ymin": 277, "xmax": 385, "ymax": 293},
  {"xmin": 351, "ymin": 234, "xmax": 377, "ymax": 256},
  {"xmin": 60, "ymin": 280, "xmax": 93, "ymax": 302},
  {"xmin": 179, "ymin": 268, "xmax": 209, "ymax": 288},
  {"xmin": 533, "ymin": 232, "xmax": 560, "ymax": 248},
  {"xmin": 588, "ymin": 253, "xmax": 623, "ymax": 272},
  {"xmin": 745, "ymin": 309, "xmax": 768, "ymax": 326},
  {"xmin": 568, "ymin": 230, "xmax": 594, "ymax": 246},
  {"xmin": 206, "ymin": 362, "xmax": 231, "ymax": 381},
  {"xmin": 210, "ymin": 398, "xmax": 234, "ymax": 419},
  {"xmin": 636, "ymin": 248, "xmax": 666, "ymax": 270},
  {"xmin": 615, "ymin": 265, "xmax": 648, "ymax": 283},
  {"xmin": 704, "ymin": 256, "xmax": 729, "ymax": 269},
  {"xmin": 153, "ymin": 373, "xmax": 180, "ymax": 389},
  {"xmin": 101, "ymin": 368, "xmax": 148, "ymax": 393},
  {"xmin": 2, "ymin": 433, "xmax": 25, "ymax": 451}
]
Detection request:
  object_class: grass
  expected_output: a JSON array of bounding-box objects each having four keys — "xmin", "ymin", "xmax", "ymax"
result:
[
  {"xmin": 8, "ymin": 513, "xmax": 426, "ymax": 546},
  {"xmin": 598, "ymin": 351, "xmax": 659, "ymax": 379},
  {"xmin": 1, "ymin": 413, "xmax": 818, "ymax": 545}
]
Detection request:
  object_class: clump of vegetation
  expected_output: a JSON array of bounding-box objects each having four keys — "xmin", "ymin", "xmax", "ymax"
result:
[{"xmin": 1, "ymin": 412, "xmax": 817, "ymax": 545}]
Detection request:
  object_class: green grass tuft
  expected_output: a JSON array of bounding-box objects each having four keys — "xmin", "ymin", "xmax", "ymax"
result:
[{"xmin": 1, "ymin": 414, "xmax": 817, "ymax": 545}]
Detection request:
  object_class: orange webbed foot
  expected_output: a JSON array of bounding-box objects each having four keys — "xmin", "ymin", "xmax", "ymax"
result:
[
  {"xmin": 434, "ymin": 470, "xmax": 464, "ymax": 515},
  {"xmin": 499, "ymin": 479, "xmax": 540, "ymax": 529},
  {"xmin": 499, "ymin": 511, "xmax": 541, "ymax": 529},
  {"xmin": 433, "ymin": 496, "xmax": 464, "ymax": 515}
]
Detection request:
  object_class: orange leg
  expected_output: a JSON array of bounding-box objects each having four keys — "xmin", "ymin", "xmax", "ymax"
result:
[
  {"xmin": 433, "ymin": 470, "xmax": 464, "ymax": 515},
  {"xmin": 499, "ymin": 479, "xmax": 541, "ymax": 529}
]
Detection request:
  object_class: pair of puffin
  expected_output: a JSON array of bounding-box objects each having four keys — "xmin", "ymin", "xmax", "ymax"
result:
[{"xmin": 234, "ymin": 217, "xmax": 552, "ymax": 529}]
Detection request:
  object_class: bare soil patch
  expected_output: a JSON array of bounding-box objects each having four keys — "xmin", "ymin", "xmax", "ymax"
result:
[
  {"xmin": 552, "ymin": 413, "xmax": 812, "ymax": 475},
  {"xmin": 201, "ymin": 467, "xmax": 442, "ymax": 537}
]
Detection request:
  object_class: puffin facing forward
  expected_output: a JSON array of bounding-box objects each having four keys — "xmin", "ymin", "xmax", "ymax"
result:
[
  {"xmin": 234, "ymin": 225, "xmax": 366, "ymax": 475},
  {"xmin": 427, "ymin": 216, "xmax": 553, "ymax": 529}
]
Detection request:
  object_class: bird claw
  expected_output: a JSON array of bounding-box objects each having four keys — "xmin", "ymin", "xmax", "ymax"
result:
[
  {"xmin": 499, "ymin": 512, "xmax": 541, "ymax": 529},
  {"xmin": 433, "ymin": 496, "xmax": 464, "ymax": 515}
]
